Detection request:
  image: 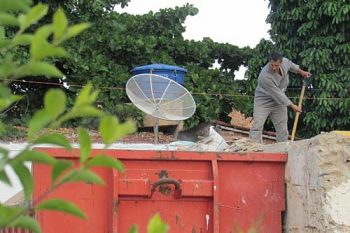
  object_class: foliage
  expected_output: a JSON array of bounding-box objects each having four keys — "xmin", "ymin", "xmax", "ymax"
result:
[
  {"xmin": 246, "ymin": 0, "xmax": 350, "ymax": 137},
  {"xmin": 2, "ymin": 0, "xmax": 252, "ymax": 129},
  {"xmin": 128, "ymin": 214, "xmax": 168, "ymax": 233},
  {"xmin": 0, "ymin": 1, "xmax": 139, "ymax": 232}
]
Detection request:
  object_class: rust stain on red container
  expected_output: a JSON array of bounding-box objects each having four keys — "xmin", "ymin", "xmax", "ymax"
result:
[{"xmin": 33, "ymin": 149, "xmax": 286, "ymax": 233}]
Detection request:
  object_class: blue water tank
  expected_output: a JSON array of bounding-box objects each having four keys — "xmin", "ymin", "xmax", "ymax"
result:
[{"xmin": 131, "ymin": 64, "xmax": 187, "ymax": 85}]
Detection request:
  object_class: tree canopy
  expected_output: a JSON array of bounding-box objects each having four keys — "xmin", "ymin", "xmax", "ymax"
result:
[
  {"xmin": 4, "ymin": 0, "xmax": 251, "ymax": 129},
  {"xmin": 246, "ymin": 0, "xmax": 350, "ymax": 137}
]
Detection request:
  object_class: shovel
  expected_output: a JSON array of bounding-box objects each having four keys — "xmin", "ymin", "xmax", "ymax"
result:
[{"xmin": 291, "ymin": 79, "xmax": 309, "ymax": 141}]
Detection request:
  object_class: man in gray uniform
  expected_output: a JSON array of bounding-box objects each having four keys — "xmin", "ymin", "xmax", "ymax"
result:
[{"xmin": 249, "ymin": 52, "xmax": 311, "ymax": 143}]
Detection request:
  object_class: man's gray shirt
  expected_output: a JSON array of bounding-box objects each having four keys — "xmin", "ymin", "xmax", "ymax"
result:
[{"xmin": 254, "ymin": 57, "xmax": 299, "ymax": 107}]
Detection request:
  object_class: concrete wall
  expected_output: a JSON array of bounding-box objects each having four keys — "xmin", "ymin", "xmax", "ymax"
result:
[{"xmin": 265, "ymin": 132, "xmax": 350, "ymax": 233}]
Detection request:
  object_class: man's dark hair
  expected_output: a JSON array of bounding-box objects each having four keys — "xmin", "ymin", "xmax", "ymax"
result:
[{"xmin": 268, "ymin": 52, "xmax": 283, "ymax": 62}]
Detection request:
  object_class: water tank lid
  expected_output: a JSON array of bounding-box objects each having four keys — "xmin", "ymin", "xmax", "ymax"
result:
[{"xmin": 131, "ymin": 63, "xmax": 187, "ymax": 73}]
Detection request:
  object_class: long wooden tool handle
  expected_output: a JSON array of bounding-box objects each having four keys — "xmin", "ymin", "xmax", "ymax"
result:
[{"xmin": 291, "ymin": 84, "xmax": 306, "ymax": 141}]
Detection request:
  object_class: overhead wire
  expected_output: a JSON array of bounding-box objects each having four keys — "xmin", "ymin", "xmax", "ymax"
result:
[{"xmin": 4, "ymin": 79, "xmax": 350, "ymax": 101}]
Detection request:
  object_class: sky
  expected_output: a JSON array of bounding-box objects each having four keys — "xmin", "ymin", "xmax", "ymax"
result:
[
  {"xmin": 115, "ymin": 0, "xmax": 271, "ymax": 79},
  {"xmin": 0, "ymin": 1, "xmax": 271, "ymax": 203},
  {"xmin": 115, "ymin": 0, "xmax": 270, "ymax": 47}
]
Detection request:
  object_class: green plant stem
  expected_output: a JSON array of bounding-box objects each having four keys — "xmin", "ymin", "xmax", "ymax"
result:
[{"xmin": 2, "ymin": 162, "xmax": 86, "ymax": 227}]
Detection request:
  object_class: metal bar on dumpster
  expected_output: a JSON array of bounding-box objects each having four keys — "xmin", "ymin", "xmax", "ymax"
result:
[
  {"xmin": 211, "ymin": 159, "xmax": 220, "ymax": 233},
  {"xmin": 111, "ymin": 169, "xmax": 119, "ymax": 233},
  {"xmin": 119, "ymin": 179, "xmax": 151, "ymax": 196}
]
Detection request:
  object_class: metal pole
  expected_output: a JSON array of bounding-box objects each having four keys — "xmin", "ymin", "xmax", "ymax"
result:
[{"xmin": 153, "ymin": 117, "xmax": 159, "ymax": 143}]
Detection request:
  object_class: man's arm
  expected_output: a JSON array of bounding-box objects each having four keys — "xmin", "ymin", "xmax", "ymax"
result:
[
  {"xmin": 297, "ymin": 68, "xmax": 312, "ymax": 78},
  {"xmin": 258, "ymin": 75, "xmax": 293, "ymax": 106},
  {"xmin": 284, "ymin": 58, "xmax": 312, "ymax": 78}
]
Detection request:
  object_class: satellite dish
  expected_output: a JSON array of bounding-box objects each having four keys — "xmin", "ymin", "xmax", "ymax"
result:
[{"xmin": 126, "ymin": 73, "xmax": 196, "ymax": 143}]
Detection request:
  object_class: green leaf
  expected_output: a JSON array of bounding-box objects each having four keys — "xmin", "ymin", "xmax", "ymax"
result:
[
  {"xmin": 0, "ymin": 13, "xmax": 19, "ymax": 26},
  {"xmin": 147, "ymin": 214, "xmax": 168, "ymax": 233},
  {"xmin": 69, "ymin": 169, "xmax": 104, "ymax": 185},
  {"xmin": 121, "ymin": 120, "xmax": 136, "ymax": 136},
  {"xmin": 75, "ymin": 83, "xmax": 98, "ymax": 107},
  {"xmin": 19, "ymin": 3, "xmax": 48, "ymax": 33},
  {"xmin": 11, "ymin": 162, "xmax": 33, "ymax": 200},
  {"xmin": 36, "ymin": 199, "xmax": 87, "ymax": 219},
  {"xmin": 17, "ymin": 62, "xmax": 63, "ymax": 78},
  {"xmin": 44, "ymin": 89, "xmax": 66, "ymax": 119},
  {"xmin": 68, "ymin": 106, "xmax": 104, "ymax": 119},
  {"xmin": 86, "ymin": 155, "xmax": 124, "ymax": 172},
  {"xmin": 0, "ymin": 38, "xmax": 11, "ymax": 49},
  {"xmin": 52, "ymin": 160, "xmax": 72, "ymax": 183},
  {"xmin": 33, "ymin": 133, "xmax": 72, "ymax": 150},
  {"xmin": 28, "ymin": 109, "xmax": 52, "ymax": 139},
  {"xmin": 53, "ymin": 8, "xmax": 68, "ymax": 43},
  {"xmin": 31, "ymin": 24, "xmax": 68, "ymax": 59},
  {"xmin": 0, "ymin": 204, "xmax": 24, "ymax": 227},
  {"xmin": 99, "ymin": 117, "xmax": 136, "ymax": 145},
  {"xmin": 14, "ymin": 150, "xmax": 56, "ymax": 165},
  {"xmin": 63, "ymin": 23, "xmax": 91, "ymax": 41},
  {"xmin": 78, "ymin": 128, "xmax": 91, "ymax": 163},
  {"xmin": 0, "ymin": 0, "xmax": 31, "ymax": 13},
  {"xmin": 0, "ymin": 26, "xmax": 5, "ymax": 39},
  {"xmin": 99, "ymin": 115, "xmax": 119, "ymax": 145},
  {"xmin": 128, "ymin": 225, "xmax": 138, "ymax": 233},
  {"xmin": 10, "ymin": 216, "xmax": 41, "ymax": 233},
  {"xmin": 12, "ymin": 34, "xmax": 33, "ymax": 46},
  {"xmin": 30, "ymin": 25, "xmax": 55, "ymax": 60},
  {"xmin": 0, "ymin": 170, "xmax": 11, "ymax": 186},
  {"xmin": 0, "ymin": 146, "xmax": 9, "ymax": 164},
  {"xmin": 0, "ymin": 91, "xmax": 22, "ymax": 111},
  {"xmin": 35, "ymin": 44, "xmax": 68, "ymax": 60},
  {"xmin": 0, "ymin": 55, "xmax": 16, "ymax": 78}
]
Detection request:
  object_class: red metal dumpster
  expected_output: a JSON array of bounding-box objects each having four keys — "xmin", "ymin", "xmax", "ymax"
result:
[{"xmin": 33, "ymin": 149, "xmax": 286, "ymax": 233}]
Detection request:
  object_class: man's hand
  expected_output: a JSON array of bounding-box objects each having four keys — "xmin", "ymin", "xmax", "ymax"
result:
[
  {"xmin": 290, "ymin": 104, "xmax": 302, "ymax": 113},
  {"xmin": 298, "ymin": 69, "xmax": 312, "ymax": 78}
]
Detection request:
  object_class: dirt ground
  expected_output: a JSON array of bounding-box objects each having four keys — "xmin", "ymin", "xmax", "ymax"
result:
[
  {"xmin": 53, "ymin": 129, "xmax": 176, "ymax": 144},
  {"xmin": 116, "ymin": 131, "xmax": 176, "ymax": 144},
  {"xmin": 1, "ymin": 109, "xmax": 254, "ymax": 145},
  {"xmin": 0, "ymin": 126, "xmax": 176, "ymax": 144}
]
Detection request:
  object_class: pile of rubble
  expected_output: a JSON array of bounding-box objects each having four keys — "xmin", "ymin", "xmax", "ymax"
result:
[{"xmin": 175, "ymin": 121, "xmax": 265, "ymax": 152}]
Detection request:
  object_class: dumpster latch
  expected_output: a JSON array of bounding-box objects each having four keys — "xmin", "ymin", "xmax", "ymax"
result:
[{"xmin": 151, "ymin": 170, "xmax": 181, "ymax": 197}]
